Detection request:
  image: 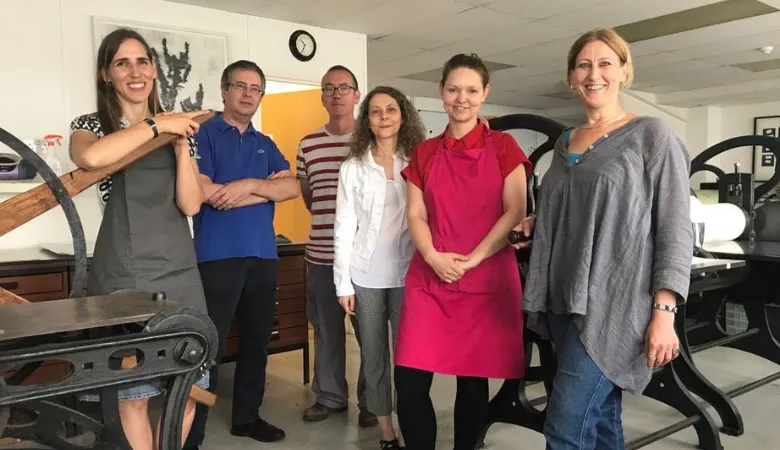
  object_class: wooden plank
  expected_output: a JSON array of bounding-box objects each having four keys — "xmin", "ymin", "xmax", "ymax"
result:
[
  {"xmin": 0, "ymin": 286, "xmax": 28, "ymax": 306},
  {"xmin": 0, "ymin": 111, "xmax": 215, "ymax": 239}
]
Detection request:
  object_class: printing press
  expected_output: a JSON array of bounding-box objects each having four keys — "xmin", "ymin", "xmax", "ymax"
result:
[
  {"xmin": 477, "ymin": 114, "xmax": 780, "ymax": 450},
  {"xmin": 0, "ymin": 115, "xmax": 219, "ymax": 450}
]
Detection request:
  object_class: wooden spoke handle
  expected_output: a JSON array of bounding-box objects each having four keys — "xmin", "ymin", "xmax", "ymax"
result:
[{"xmin": 0, "ymin": 111, "xmax": 215, "ymax": 239}]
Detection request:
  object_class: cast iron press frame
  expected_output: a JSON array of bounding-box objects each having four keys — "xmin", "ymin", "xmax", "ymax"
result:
[{"xmin": 0, "ymin": 125, "xmax": 218, "ymax": 450}]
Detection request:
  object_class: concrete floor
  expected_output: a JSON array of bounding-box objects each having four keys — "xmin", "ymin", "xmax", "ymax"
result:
[{"xmin": 199, "ymin": 332, "xmax": 780, "ymax": 450}]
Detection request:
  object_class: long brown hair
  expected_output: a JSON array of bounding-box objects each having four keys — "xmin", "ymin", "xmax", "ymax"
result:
[
  {"xmin": 95, "ymin": 28, "xmax": 164, "ymax": 134},
  {"xmin": 348, "ymin": 86, "xmax": 425, "ymax": 161}
]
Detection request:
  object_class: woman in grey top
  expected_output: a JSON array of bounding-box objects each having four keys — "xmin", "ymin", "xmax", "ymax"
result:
[
  {"xmin": 69, "ymin": 28, "xmax": 210, "ymax": 450},
  {"xmin": 514, "ymin": 28, "xmax": 693, "ymax": 449}
]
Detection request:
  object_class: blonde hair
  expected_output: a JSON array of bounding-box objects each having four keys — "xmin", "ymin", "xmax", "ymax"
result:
[{"xmin": 566, "ymin": 28, "xmax": 633, "ymax": 89}]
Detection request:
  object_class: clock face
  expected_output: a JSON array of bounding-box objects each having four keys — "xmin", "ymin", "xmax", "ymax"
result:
[{"xmin": 296, "ymin": 33, "xmax": 315, "ymax": 57}]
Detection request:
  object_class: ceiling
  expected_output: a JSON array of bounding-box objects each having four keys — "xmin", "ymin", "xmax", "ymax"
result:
[{"xmin": 166, "ymin": 0, "xmax": 780, "ymax": 111}]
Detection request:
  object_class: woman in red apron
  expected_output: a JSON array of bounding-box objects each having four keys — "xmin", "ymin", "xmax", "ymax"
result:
[{"xmin": 395, "ymin": 53, "xmax": 531, "ymax": 450}]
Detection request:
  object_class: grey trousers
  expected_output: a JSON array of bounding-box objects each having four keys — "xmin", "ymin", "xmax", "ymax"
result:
[
  {"xmin": 353, "ymin": 284, "xmax": 403, "ymax": 416},
  {"xmin": 306, "ymin": 262, "xmax": 367, "ymax": 409}
]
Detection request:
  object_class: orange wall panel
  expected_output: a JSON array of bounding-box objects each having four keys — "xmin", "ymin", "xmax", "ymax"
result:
[{"xmin": 260, "ymin": 89, "xmax": 328, "ymax": 243}]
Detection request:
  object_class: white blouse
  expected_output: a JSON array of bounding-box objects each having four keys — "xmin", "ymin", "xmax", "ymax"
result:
[{"xmin": 333, "ymin": 151, "xmax": 415, "ymax": 297}]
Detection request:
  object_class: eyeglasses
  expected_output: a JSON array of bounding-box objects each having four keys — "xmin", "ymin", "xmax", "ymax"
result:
[
  {"xmin": 322, "ymin": 85, "xmax": 356, "ymax": 97},
  {"xmin": 228, "ymin": 82, "xmax": 264, "ymax": 96}
]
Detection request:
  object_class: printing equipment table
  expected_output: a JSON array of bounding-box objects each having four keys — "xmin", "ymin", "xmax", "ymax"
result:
[
  {"xmin": 478, "ymin": 257, "xmax": 748, "ymax": 450},
  {"xmin": 0, "ymin": 291, "xmax": 217, "ymax": 450}
]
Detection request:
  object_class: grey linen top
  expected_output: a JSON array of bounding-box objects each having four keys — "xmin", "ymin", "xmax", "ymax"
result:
[{"xmin": 523, "ymin": 116, "xmax": 694, "ymax": 395}]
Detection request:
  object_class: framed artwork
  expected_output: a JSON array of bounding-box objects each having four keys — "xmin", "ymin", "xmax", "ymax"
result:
[
  {"xmin": 753, "ymin": 115, "xmax": 780, "ymax": 182},
  {"xmin": 92, "ymin": 16, "xmax": 230, "ymax": 113}
]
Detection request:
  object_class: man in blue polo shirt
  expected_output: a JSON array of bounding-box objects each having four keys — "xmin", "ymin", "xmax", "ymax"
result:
[{"xmin": 183, "ymin": 60, "xmax": 300, "ymax": 450}]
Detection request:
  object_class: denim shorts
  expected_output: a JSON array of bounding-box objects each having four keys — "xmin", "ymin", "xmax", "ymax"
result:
[{"xmin": 80, "ymin": 372, "xmax": 210, "ymax": 402}]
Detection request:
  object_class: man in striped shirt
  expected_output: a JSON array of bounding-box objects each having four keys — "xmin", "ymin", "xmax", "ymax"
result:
[{"xmin": 297, "ymin": 65, "xmax": 375, "ymax": 427}]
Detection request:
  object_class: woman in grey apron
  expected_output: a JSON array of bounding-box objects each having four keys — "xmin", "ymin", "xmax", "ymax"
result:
[{"xmin": 69, "ymin": 28, "xmax": 210, "ymax": 450}]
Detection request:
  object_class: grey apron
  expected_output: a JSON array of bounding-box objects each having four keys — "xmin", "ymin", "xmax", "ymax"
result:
[{"xmin": 87, "ymin": 142, "xmax": 207, "ymax": 315}]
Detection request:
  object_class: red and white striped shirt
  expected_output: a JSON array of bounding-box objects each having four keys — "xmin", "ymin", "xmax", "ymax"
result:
[{"xmin": 296, "ymin": 126, "xmax": 352, "ymax": 265}]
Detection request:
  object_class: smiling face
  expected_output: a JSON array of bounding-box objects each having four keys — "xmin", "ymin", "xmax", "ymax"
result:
[
  {"xmin": 439, "ymin": 67, "xmax": 490, "ymax": 124},
  {"xmin": 368, "ymin": 93, "xmax": 402, "ymax": 140},
  {"xmin": 102, "ymin": 38, "xmax": 156, "ymax": 106},
  {"xmin": 222, "ymin": 68, "xmax": 264, "ymax": 119},
  {"xmin": 569, "ymin": 39, "xmax": 628, "ymax": 111}
]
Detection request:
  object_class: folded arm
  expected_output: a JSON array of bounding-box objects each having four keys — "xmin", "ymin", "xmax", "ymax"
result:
[
  {"xmin": 201, "ymin": 175, "xmax": 268, "ymax": 209},
  {"xmin": 243, "ymin": 170, "xmax": 300, "ymax": 202}
]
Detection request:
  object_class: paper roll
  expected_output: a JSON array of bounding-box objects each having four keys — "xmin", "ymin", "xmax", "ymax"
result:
[{"xmin": 692, "ymin": 201, "xmax": 748, "ymax": 243}]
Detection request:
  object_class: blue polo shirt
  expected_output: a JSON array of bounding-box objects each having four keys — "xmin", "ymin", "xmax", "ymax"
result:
[{"xmin": 193, "ymin": 113, "xmax": 290, "ymax": 263}]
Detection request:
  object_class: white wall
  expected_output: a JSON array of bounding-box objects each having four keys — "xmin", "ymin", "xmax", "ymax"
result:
[{"xmin": 0, "ymin": 0, "xmax": 367, "ymax": 251}]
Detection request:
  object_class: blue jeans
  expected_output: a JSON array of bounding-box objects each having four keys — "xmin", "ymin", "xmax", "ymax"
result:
[{"xmin": 544, "ymin": 313, "xmax": 625, "ymax": 450}]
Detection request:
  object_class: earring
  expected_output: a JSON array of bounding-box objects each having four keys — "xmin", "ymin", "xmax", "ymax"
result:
[{"xmin": 107, "ymin": 81, "xmax": 113, "ymax": 89}]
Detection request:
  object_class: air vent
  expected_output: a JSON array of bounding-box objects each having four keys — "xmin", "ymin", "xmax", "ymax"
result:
[{"xmin": 733, "ymin": 58, "xmax": 780, "ymax": 72}]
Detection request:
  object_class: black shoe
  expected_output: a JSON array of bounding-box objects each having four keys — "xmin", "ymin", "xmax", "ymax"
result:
[
  {"xmin": 231, "ymin": 418, "xmax": 286, "ymax": 442},
  {"xmin": 380, "ymin": 439, "xmax": 402, "ymax": 450}
]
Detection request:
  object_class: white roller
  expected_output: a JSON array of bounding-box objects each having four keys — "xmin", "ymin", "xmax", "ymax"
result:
[{"xmin": 690, "ymin": 195, "xmax": 747, "ymax": 243}]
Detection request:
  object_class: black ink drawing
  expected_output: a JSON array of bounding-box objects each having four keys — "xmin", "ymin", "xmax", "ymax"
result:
[{"xmin": 152, "ymin": 38, "xmax": 205, "ymax": 112}]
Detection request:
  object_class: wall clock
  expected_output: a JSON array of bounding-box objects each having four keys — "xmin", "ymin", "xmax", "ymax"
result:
[{"xmin": 289, "ymin": 29, "xmax": 316, "ymax": 62}]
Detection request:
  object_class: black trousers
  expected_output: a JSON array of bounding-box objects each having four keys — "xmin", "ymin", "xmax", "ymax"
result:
[
  {"xmin": 395, "ymin": 365, "xmax": 489, "ymax": 450},
  {"xmin": 185, "ymin": 257, "xmax": 278, "ymax": 446}
]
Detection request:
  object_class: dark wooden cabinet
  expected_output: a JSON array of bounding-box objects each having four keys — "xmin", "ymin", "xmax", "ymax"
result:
[
  {"xmin": 0, "ymin": 244, "xmax": 310, "ymax": 385},
  {"xmin": 221, "ymin": 252, "xmax": 310, "ymax": 384}
]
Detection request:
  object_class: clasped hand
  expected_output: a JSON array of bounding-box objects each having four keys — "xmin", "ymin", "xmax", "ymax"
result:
[{"xmin": 426, "ymin": 251, "xmax": 480, "ymax": 283}]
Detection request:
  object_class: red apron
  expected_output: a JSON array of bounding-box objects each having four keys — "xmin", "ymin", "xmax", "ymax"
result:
[{"xmin": 395, "ymin": 127, "xmax": 525, "ymax": 379}]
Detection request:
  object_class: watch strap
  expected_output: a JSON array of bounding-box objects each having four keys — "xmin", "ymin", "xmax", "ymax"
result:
[
  {"xmin": 652, "ymin": 302, "xmax": 677, "ymax": 314},
  {"xmin": 145, "ymin": 118, "xmax": 158, "ymax": 138}
]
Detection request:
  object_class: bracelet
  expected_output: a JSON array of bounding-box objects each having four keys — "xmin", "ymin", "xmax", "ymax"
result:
[
  {"xmin": 145, "ymin": 118, "xmax": 158, "ymax": 138},
  {"xmin": 652, "ymin": 302, "xmax": 677, "ymax": 314}
]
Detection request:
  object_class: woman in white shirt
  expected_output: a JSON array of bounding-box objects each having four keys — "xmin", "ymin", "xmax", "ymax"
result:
[{"xmin": 334, "ymin": 85, "xmax": 426, "ymax": 450}]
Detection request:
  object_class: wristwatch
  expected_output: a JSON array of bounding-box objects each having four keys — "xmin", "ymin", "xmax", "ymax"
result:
[{"xmin": 145, "ymin": 118, "xmax": 159, "ymax": 138}]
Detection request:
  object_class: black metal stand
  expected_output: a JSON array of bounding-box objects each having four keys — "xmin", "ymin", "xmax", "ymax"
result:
[
  {"xmin": 477, "ymin": 262, "xmax": 748, "ymax": 450},
  {"xmin": 476, "ymin": 328, "xmax": 556, "ymax": 448},
  {"xmin": 0, "ymin": 294, "xmax": 218, "ymax": 450}
]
